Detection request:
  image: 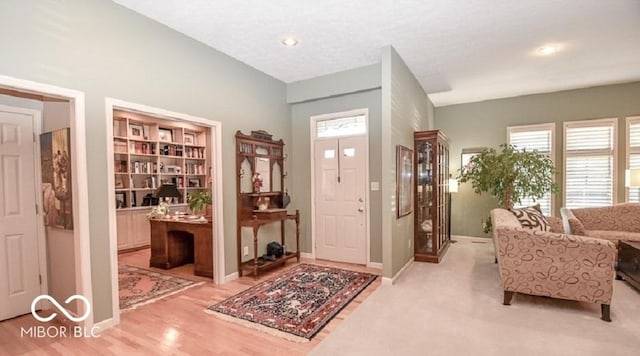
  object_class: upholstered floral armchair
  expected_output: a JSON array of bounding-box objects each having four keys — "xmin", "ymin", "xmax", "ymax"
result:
[{"xmin": 491, "ymin": 208, "xmax": 617, "ymax": 321}]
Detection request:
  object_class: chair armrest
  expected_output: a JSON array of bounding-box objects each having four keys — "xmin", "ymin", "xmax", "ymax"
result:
[
  {"xmin": 560, "ymin": 207, "xmax": 586, "ymax": 235},
  {"xmin": 495, "ymin": 227, "xmax": 615, "ymax": 304}
]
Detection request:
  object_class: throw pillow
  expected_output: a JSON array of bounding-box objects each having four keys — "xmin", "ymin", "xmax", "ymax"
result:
[{"xmin": 510, "ymin": 205, "xmax": 551, "ymax": 232}]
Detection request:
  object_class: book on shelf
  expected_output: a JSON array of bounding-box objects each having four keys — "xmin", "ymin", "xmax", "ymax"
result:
[{"xmin": 114, "ymin": 141, "xmax": 127, "ymax": 153}]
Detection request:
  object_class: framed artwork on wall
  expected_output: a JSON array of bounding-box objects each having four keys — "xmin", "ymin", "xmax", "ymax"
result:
[
  {"xmin": 461, "ymin": 147, "xmax": 486, "ymax": 172},
  {"xmin": 397, "ymin": 145, "xmax": 414, "ymax": 218},
  {"xmin": 40, "ymin": 128, "xmax": 74, "ymax": 229}
]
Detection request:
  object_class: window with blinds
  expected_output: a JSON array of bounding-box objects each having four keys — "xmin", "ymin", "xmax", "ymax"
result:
[
  {"xmin": 507, "ymin": 123, "xmax": 555, "ymax": 216},
  {"xmin": 627, "ymin": 117, "xmax": 640, "ymax": 202},
  {"xmin": 564, "ymin": 119, "xmax": 617, "ymax": 209}
]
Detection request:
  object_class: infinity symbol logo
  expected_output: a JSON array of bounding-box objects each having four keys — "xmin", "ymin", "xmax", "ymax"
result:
[{"xmin": 31, "ymin": 295, "xmax": 91, "ymax": 323}]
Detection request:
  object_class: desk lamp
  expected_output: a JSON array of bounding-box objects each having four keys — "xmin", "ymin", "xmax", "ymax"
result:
[
  {"xmin": 626, "ymin": 169, "xmax": 640, "ymax": 188},
  {"xmin": 448, "ymin": 176, "xmax": 458, "ymax": 243},
  {"xmin": 154, "ymin": 183, "xmax": 182, "ymax": 216}
]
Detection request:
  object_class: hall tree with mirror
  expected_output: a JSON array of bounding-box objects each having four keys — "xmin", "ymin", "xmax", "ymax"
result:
[
  {"xmin": 235, "ymin": 130, "xmax": 300, "ymax": 278},
  {"xmin": 112, "ymin": 109, "xmax": 212, "ymax": 252}
]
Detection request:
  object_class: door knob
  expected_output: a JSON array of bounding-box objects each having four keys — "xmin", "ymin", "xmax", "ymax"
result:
[{"xmin": 358, "ymin": 207, "xmax": 364, "ymax": 212}]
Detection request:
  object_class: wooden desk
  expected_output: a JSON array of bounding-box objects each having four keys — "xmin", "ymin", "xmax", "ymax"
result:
[{"xmin": 149, "ymin": 219, "xmax": 213, "ymax": 278}]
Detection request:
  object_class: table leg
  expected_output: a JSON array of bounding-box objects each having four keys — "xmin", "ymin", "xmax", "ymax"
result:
[
  {"xmin": 295, "ymin": 210, "xmax": 300, "ymax": 262},
  {"xmin": 253, "ymin": 223, "xmax": 259, "ymax": 279}
]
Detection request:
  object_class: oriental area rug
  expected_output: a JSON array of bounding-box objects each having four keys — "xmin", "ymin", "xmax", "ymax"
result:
[
  {"xmin": 119, "ymin": 265, "xmax": 204, "ymax": 312},
  {"xmin": 206, "ymin": 263, "xmax": 377, "ymax": 342}
]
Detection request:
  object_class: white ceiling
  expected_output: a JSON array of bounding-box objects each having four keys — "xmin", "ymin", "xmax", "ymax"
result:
[{"xmin": 112, "ymin": 0, "xmax": 640, "ymax": 106}]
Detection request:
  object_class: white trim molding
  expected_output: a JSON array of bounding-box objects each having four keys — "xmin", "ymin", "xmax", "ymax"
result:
[
  {"xmin": 223, "ymin": 272, "xmax": 239, "ymax": 283},
  {"xmin": 381, "ymin": 257, "xmax": 414, "ymax": 286},
  {"xmin": 300, "ymin": 252, "xmax": 315, "ymax": 259},
  {"xmin": 309, "ymin": 108, "xmax": 371, "ymax": 266},
  {"xmin": 104, "ymin": 98, "xmax": 225, "ymax": 329},
  {"xmin": 0, "ymin": 75, "xmax": 93, "ymax": 328},
  {"xmin": 506, "ymin": 122, "xmax": 557, "ymax": 215},
  {"xmin": 562, "ymin": 117, "xmax": 618, "ymax": 208},
  {"xmin": 625, "ymin": 116, "xmax": 640, "ymax": 202}
]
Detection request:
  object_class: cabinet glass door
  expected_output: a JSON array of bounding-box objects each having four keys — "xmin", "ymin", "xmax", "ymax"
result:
[{"xmin": 416, "ymin": 141, "xmax": 434, "ymax": 255}]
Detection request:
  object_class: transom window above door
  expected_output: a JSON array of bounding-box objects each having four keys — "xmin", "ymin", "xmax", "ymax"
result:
[{"xmin": 316, "ymin": 114, "xmax": 366, "ymax": 138}]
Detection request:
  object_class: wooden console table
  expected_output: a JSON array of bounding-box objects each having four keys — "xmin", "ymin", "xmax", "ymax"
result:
[
  {"xmin": 238, "ymin": 209, "xmax": 300, "ymax": 278},
  {"xmin": 617, "ymin": 240, "xmax": 640, "ymax": 291},
  {"xmin": 149, "ymin": 219, "xmax": 213, "ymax": 278}
]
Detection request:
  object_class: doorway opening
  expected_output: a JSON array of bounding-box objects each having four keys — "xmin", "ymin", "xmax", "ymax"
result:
[
  {"xmin": 105, "ymin": 98, "xmax": 224, "ymax": 326},
  {"xmin": 0, "ymin": 76, "xmax": 92, "ymax": 327},
  {"xmin": 310, "ymin": 109, "xmax": 370, "ymax": 265}
]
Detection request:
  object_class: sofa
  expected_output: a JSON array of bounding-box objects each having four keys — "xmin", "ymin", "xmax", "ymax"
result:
[
  {"xmin": 491, "ymin": 208, "xmax": 617, "ymax": 321},
  {"xmin": 561, "ymin": 203, "xmax": 640, "ymax": 244}
]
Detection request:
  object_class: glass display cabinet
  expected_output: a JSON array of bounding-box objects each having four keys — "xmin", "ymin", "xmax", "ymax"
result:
[{"xmin": 414, "ymin": 130, "xmax": 450, "ymax": 263}]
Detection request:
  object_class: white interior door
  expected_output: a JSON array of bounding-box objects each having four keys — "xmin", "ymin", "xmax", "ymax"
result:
[
  {"xmin": 0, "ymin": 107, "xmax": 41, "ymax": 321},
  {"xmin": 314, "ymin": 135, "xmax": 367, "ymax": 264}
]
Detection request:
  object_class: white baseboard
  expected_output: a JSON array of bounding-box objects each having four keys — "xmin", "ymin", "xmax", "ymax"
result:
[
  {"xmin": 300, "ymin": 252, "xmax": 314, "ymax": 259},
  {"xmin": 381, "ymin": 257, "xmax": 414, "ymax": 286},
  {"xmin": 224, "ymin": 272, "xmax": 239, "ymax": 283},
  {"xmin": 93, "ymin": 317, "xmax": 118, "ymax": 333},
  {"xmin": 367, "ymin": 261, "xmax": 382, "ymax": 270},
  {"xmin": 452, "ymin": 234, "xmax": 488, "ymax": 240}
]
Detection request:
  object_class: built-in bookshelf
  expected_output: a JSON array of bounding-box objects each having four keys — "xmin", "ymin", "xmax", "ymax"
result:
[{"xmin": 112, "ymin": 110, "xmax": 211, "ymax": 210}]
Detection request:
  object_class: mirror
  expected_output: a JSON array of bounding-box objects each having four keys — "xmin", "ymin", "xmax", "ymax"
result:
[
  {"xmin": 254, "ymin": 157, "xmax": 271, "ymax": 193},
  {"xmin": 240, "ymin": 158, "xmax": 253, "ymax": 193},
  {"xmin": 256, "ymin": 146, "xmax": 269, "ymax": 155},
  {"xmin": 272, "ymin": 162, "xmax": 281, "ymax": 192}
]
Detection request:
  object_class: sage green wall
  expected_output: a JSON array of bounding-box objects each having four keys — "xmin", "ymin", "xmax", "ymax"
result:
[
  {"xmin": 435, "ymin": 81, "xmax": 640, "ymax": 237},
  {"xmin": 0, "ymin": 0, "xmax": 289, "ymax": 323},
  {"xmin": 289, "ymin": 89, "xmax": 382, "ymax": 263},
  {"xmin": 287, "ymin": 64, "xmax": 381, "ymax": 104},
  {"xmin": 381, "ymin": 46, "xmax": 434, "ymax": 278}
]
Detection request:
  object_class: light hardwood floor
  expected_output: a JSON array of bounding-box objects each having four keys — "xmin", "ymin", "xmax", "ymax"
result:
[{"xmin": 0, "ymin": 249, "xmax": 380, "ymax": 355}]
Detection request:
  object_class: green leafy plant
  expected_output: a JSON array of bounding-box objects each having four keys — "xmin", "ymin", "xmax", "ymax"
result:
[
  {"xmin": 458, "ymin": 143, "xmax": 559, "ymax": 232},
  {"xmin": 187, "ymin": 191, "xmax": 212, "ymax": 215}
]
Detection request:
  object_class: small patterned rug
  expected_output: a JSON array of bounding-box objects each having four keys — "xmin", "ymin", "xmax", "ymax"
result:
[
  {"xmin": 119, "ymin": 265, "xmax": 204, "ymax": 312},
  {"xmin": 206, "ymin": 263, "xmax": 377, "ymax": 342}
]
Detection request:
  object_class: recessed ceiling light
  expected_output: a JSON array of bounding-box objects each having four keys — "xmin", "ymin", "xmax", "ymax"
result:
[
  {"xmin": 282, "ymin": 37, "xmax": 299, "ymax": 47},
  {"xmin": 537, "ymin": 45, "xmax": 558, "ymax": 56}
]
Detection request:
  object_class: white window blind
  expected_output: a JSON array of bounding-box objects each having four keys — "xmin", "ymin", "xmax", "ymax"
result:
[
  {"xmin": 564, "ymin": 119, "xmax": 616, "ymax": 209},
  {"xmin": 627, "ymin": 118, "xmax": 640, "ymax": 202},
  {"xmin": 508, "ymin": 124, "xmax": 554, "ymax": 215}
]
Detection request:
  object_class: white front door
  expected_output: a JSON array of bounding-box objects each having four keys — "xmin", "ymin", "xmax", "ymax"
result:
[
  {"xmin": 0, "ymin": 106, "xmax": 41, "ymax": 321},
  {"xmin": 314, "ymin": 135, "xmax": 367, "ymax": 264}
]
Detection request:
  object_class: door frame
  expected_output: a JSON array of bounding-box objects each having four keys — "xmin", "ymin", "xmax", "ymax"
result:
[
  {"xmin": 104, "ymin": 98, "xmax": 225, "ymax": 326},
  {"xmin": 309, "ymin": 108, "xmax": 372, "ymax": 266},
  {"xmin": 0, "ymin": 75, "xmax": 93, "ymax": 326},
  {"xmin": 0, "ymin": 104, "xmax": 48, "ymax": 315}
]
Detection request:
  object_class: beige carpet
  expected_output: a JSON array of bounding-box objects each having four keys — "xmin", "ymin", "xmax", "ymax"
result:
[{"xmin": 311, "ymin": 237, "xmax": 640, "ymax": 356}]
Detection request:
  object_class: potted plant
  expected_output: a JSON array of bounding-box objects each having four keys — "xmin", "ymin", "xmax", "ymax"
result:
[
  {"xmin": 187, "ymin": 191, "xmax": 212, "ymax": 217},
  {"xmin": 458, "ymin": 143, "xmax": 559, "ymax": 233}
]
